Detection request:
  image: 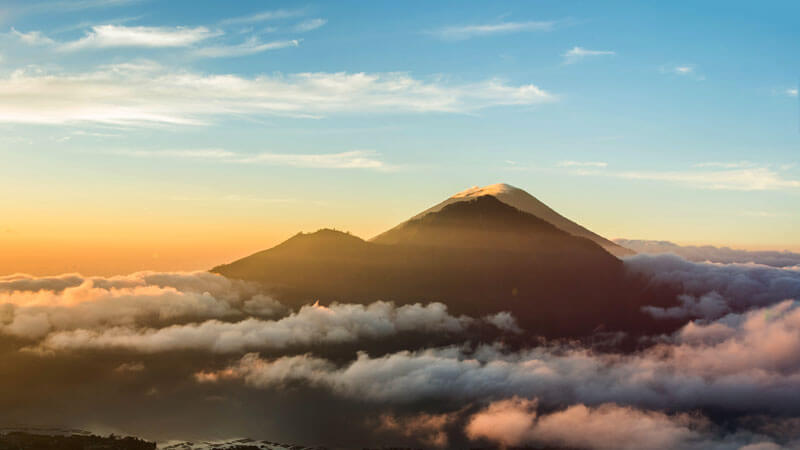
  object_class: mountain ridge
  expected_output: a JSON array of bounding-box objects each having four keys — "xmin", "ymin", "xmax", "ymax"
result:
[
  {"xmin": 213, "ymin": 192, "xmax": 675, "ymax": 337},
  {"xmin": 372, "ymin": 183, "xmax": 633, "ymax": 257}
]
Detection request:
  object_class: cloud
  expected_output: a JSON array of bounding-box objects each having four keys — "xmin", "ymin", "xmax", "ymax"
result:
[
  {"xmin": 465, "ymin": 399, "xmax": 791, "ymax": 450},
  {"xmin": 200, "ymin": 300, "xmax": 800, "ymax": 417},
  {"xmin": 0, "ymin": 272, "xmax": 284, "ymax": 339},
  {"xmin": 32, "ymin": 301, "xmax": 510, "ymax": 354},
  {"xmin": 293, "ymin": 18, "xmax": 326, "ymax": 33},
  {"xmin": 563, "ymin": 46, "xmax": 615, "ymax": 64},
  {"xmin": 235, "ymin": 150, "xmax": 384, "ymax": 169},
  {"xmin": 466, "ymin": 399, "xmax": 701, "ymax": 449},
  {"xmin": 0, "ymin": 64, "xmax": 554, "ymax": 126},
  {"xmin": 193, "ymin": 37, "xmax": 299, "ymax": 58},
  {"xmin": 617, "ymin": 240, "xmax": 800, "ymax": 268},
  {"xmin": 693, "ymin": 161, "xmax": 757, "ymax": 169},
  {"xmin": 2, "ymin": 257, "xmax": 800, "ymax": 446},
  {"xmin": 220, "ymin": 8, "xmax": 307, "ymax": 26},
  {"xmin": 377, "ymin": 412, "xmax": 454, "ymax": 448},
  {"xmin": 465, "ymin": 397, "xmax": 539, "ymax": 446},
  {"xmin": 483, "ymin": 311, "xmax": 523, "ymax": 334},
  {"xmin": 114, "ymin": 149, "xmax": 388, "ymax": 170},
  {"xmin": 60, "ymin": 25, "xmax": 220, "ymax": 50},
  {"xmin": 786, "ymin": 88, "xmax": 798, "ymax": 98},
  {"xmin": 576, "ymin": 165, "xmax": 800, "ymax": 191},
  {"xmin": 0, "ymin": 272, "xmax": 518, "ymax": 352},
  {"xmin": 661, "ymin": 64, "xmax": 705, "ymax": 80},
  {"xmin": 624, "ymin": 254, "xmax": 800, "ymax": 319},
  {"xmin": 557, "ymin": 160, "xmax": 608, "ymax": 168},
  {"xmin": 626, "ymin": 167, "xmax": 800, "ymax": 190},
  {"xmin": 432, "ymin": 20, "xmax": 555, "ymax": 40},
  {"xmin": 643, "ymin": 292, "xmax": 730, "ymax": 320},
  {"xmin": 10, "ymin": 28, "xmax": 55, "ymax": 45}
]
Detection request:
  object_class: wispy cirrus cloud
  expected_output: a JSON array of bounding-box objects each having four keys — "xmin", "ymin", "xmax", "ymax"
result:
[
  {"xmin": 617, "ymin": 167, "xmax": 800, "ymax": 191},
  {"xmin": 220, "ymin": 8, "xmax": 307, "ymax": 26},
  {"xmin": 11, "ymin": 24, "xmax": 221, "ymax": 49},
  {"xmin": 236, "ymin": 150, "xmax": 385, "ymax": 169},
  {"xmin": 193, "ymin": 37, "xmax": 299, "ymax": 58},
  {"xmin": 661, "ymin": 64, "xmax": 705, "ymax": 80},
  {"xmin": 0, "ymin": 63, "xmax": 554, "ymax": 127},
  {"xmin": 10, "ymin": 27, "xmax": 55, "ymax": 45},
  {"xmin": 692, "ymin": 161, "xmax": 755, "ymax": 169},
  {"xmin": 560, "ymin": 162, "xmax": 800, "ymax": 191},
  {"xmin": 562, "ymin": 46, "xmax": 615, "ymax": 64},
  {"xmin": 112, "ymin": 148, "xmax": 388, "ymax": 170},
  {"xmin": 61, "ymin": 24, "xmax": 221, "ymax": 50},
  {"xmin": 557, "ymin": 160, "xmax": 608, "ymax": 168},
  {"xmin": 432, "ymin": 20, "xmax": 555, "ymax": 41},
  {"xmin": 293, "ymin": 18, "xmax": 327, "ymax": 33}
]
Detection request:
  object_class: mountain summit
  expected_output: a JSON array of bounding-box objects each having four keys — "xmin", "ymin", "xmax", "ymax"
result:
[
  {"xmin": 213, "ymin": 185, "xmax": 669, "ymax": 337},
  {"xmin": 373, "ymin": 183, "xmax": 633, "ymax": 257}
]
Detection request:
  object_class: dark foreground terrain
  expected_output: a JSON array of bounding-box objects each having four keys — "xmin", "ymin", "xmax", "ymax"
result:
[{"xmin": 0, "ymin": 432, "xmax": 155, "ymax": 450}]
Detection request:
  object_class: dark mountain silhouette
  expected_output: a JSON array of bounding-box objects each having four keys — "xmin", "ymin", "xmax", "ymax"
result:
[{"xmin": 214, "ymin": 191, "xmax": 678, "ymax": 337}]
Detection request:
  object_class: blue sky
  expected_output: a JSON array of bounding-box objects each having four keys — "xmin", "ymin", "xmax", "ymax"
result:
[{"xmin": 1, "ymin": 0, "xmax": 799, "ymax": 274}]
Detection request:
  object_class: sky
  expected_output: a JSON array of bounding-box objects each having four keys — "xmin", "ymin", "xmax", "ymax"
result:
[{"xmin": 0, "ymin": 0, "xmax": 798, "ymax": 275}]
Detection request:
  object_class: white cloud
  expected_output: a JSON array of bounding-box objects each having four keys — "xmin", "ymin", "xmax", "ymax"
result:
[
  {"xmin": 294, "ymin": 18, "xmax": 327, "ymax": 33},
  {"xmin": 625, "ymin": 253, "xmax": 800, "ymax": 318},
  {"xmin": 693, "ymin": 161, "xmax": 755, "ymax": 169},
  {"xmin": 563, "ymin": 46, "xmax": 615, "ymax": 64},
  {"xmin": 194, "ymin": 37, "xmax": 299, "ymax": 58},
  {"xmin": 32, "ymin": 301, "xmax": 506, "ymax": 354},
  {"xmin": 0, "ymin": 64, "xmax": 555, "ymax": 126},
  {"xmin": 787, "ymin": 88, "xmax": 799, "ymax": 98},
  {"xmin": 0, "ymin": 271, "xmax": 284, "ymax": 340},
  {"xmin": 114, "ymin": 149, "xmax": 387, "ymax": 170},
  {"xmin": 220, "ymin": 8, "xmax": 307, "ymax": 26},
  {"xmin": 11, "ymin": 28, "xmax": 55, "ymax": 45},
  {"xmin": 563, "ymin": 163, "xmax": 800, "ymax": 191},
  {"xmin": 238, "ymin": 150, "xmax": 385, "ymax": 169},
  {"xmin": 661, "ymin": 64, "xmax": 705, "ymax": 80},
  {"xmin": 198, "ymin": 298, "xmax": 800, "ymax": 415},
  {"xmin": 433, "ymin": 21, "xmax": 555, "ymax": 40},
  {"xmin": 617, "ymin": 167, "xmax": 800, "ymax": 191},
  {"xmin": 616, "ymin": 240, "xmax": 800, "ymax": 268},
  {"xmin": 61, "ymin": 25, "xmax": 220, "ymax": 50},
  {"xmin": 557, "ymin": 160, "xmax": 608, "ymax": 168}
]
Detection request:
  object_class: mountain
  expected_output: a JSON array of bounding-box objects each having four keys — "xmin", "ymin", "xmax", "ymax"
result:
[
  {"xmin": 373, "ymin": 183, "xmax": 633, "ymax": 257},
  {"xmin": 213, "ymin": 188, "xmax": 675, "ymax": 337}
]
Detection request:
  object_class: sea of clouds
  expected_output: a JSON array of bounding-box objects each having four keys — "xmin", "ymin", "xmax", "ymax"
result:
[{"xmin": 1, "ymin": 255, "xmax": 800, "ymax": 449}]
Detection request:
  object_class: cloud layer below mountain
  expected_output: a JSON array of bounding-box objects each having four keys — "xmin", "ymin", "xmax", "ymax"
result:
[
  {"xmin": 2, "ymin": 256, "xmax": 800, "ymax": 448},
  {"xmin": 618, "ymin": 239, "xmax": 800, "ymax": 268},
  {"xmin": 624, "ymin": 254, "xmax": 800, "ymax": 319}
]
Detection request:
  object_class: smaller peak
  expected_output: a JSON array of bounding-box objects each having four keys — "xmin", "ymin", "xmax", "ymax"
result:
[
  {"xmin": 451, "ymin": 183, "xmax": 520, "ymax": 199},
  {"xmin": 287, "ymin": 228, "xmax": 362, "ymax": 242}
]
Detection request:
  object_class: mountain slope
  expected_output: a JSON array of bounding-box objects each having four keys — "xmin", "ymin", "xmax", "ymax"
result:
[
  {"xmin": 213, "ymin": 196, "xmax": 665, "ymax": 337},
  {"xmin": 372, "ymin": 183, "xmax": 633, "ymax": 257}
]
